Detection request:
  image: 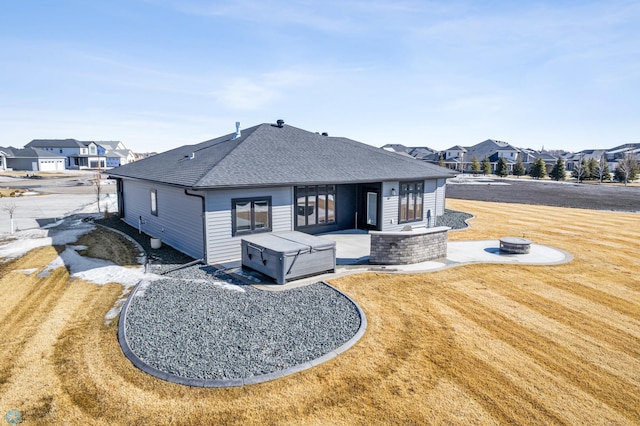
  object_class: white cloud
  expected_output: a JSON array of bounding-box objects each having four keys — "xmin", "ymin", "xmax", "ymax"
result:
[
  {"xmin": 215, "ymin": 77, "xmax": 279, "ymax": 109},
  {"xmin": 214, "ymin": 69, "xmax": 319, "ymax": 110},
  {"xmin": 151, "ymin": 0, "xmax": 361, "ymax": 33}
]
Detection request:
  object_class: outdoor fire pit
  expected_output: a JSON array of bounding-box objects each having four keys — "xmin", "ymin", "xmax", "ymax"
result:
[{"xmin": 499, "ymin": 237, "xmax": 532, "ymax": 254}]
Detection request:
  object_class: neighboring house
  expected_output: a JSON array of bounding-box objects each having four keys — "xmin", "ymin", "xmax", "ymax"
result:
[
  {"xmin": 442, "ymin": 145, "xmax": 467, "ymax": 171},
  {"xmin": 604, "ymin": 143, "xmax": 640, "ymax": 171},
  {"xmin": 0, "ymin": 146, "xmax": 66, "ymax": 172},
  {"xmin": 463, "ymin": 139, "xmax": 520, "ymax": 173},
  {"xmin": 106, "ymin": 149, "xmax": 136, "ymax": 168},
  {"xmin": 25, "ymin": 139, "xmax": 106, "ymax": 169},
  {"xmin": 440, "ymin": 140, "xmax": 519, "ymax": 173},
  {"xmin": 97, "ymin": 141, "xmax": 128, "ymax": 152},
  {"xmin": 96, "ymin": 141, "xmax": 136, "ymax": 168},
  {"xmin": 381, "ymin": 143, "xmax": 411, "ymax": 155},
  {"xmin": 521, "ymin": 149, "xmax": 557, "ymax": 174},
  {"xmin": 380, "ymin": 144, "xmax": 441, "ymax": 162},
  {"xmin": 0, "ymin": 149, "xmax": 7, "ymax": 171},
  {"xmin": 108, "ymin": 121, "xmax": 456, "ymax": 264},
  {"xmin": 408, "ymin": 147, "xmax": 441, "ymax": 162},
  {"xmin": 563, "ymin": 149, "xmax": 608, "ymax": 172},
  {"xmin": 605, "ymin": 143, "xmax": 640, "ymax": 162}
]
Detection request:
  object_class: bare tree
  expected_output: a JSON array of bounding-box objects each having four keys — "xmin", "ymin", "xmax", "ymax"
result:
[
  {"xmin": 3, "ymin": 202, "xmax": 17, "ymax": 234},
  {"xmin": 596, "ymin": 154, "xmax": 611, "ymax": 183},
  {"xmin": 94, "ymin": 167, "xmax": 103, "ymax": 213},
  {"xmin": 615, "ymin": 152, "xmax": 638, "ymax": 186},
  {"xmin": 572, "ymin": 154, "xmax": 586, "ymax": 183}
]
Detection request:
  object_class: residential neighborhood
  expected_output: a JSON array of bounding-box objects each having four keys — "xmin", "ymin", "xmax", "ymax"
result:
[
  {"xmin": 2, "ymin": 132, "xmax": 638, "ymax": 183},
  {"xmin": 1, "ymin": 139, "xmax": 136, "ymax": 172},
  {"xmin": 383, "ymin": 140, "xmax": 640, "ymax": 179}
]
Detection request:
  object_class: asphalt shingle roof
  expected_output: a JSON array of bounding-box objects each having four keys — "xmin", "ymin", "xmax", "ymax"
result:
[
  {"xmin": 463, "ymin": 139, "xmax": 519, "ymax": 162},
  {"xmin": 108, "ymin": 123, "xmax": 455, "ymax": 188},
  {"xmin": 0, "ymin": 146, "xmax": 66, "ymax": 158},
  {"xmin": 26, "ymin": 139, "xmax": 86, "ymax": 148}
]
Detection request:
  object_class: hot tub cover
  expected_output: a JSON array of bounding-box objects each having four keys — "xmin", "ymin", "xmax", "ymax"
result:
[{"xmin": 241, "ymin": 231, "xmax": 336, "ymax": 284}]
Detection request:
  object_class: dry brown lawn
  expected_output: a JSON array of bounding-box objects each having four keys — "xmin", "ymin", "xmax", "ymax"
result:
[
  {"xmin": 0, "ymin": 199, "xmax": 638, "ymax": 425},
  {"xmin": 0, "ymin": 189, "xmax": 28, "ymax": 197}
]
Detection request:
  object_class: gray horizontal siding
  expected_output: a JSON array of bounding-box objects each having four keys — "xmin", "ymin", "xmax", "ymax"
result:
[
  {"xmin": 204, "ymin": 186, "xmax": 293, "ymax": 263},
  {"xmin": 436, "ymin": 178, "xmax": 446, "ymax": 215},
  {"xmin": 121, "ymin": 180, "xmax": 204, "ymax": 259},
  {"xmin": 381, "ymin": 179, "xmax": 443, "ymax": 231}
]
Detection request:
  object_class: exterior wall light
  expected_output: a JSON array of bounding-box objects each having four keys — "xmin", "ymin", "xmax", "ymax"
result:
[{"xmin": 391, "ymin": 188, "xmax": 397, "ymax": 196}]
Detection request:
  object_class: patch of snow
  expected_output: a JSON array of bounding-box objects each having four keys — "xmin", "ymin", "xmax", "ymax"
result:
[
  {"xmin": 210, "ymin": 280, "xmax": 245, "ymax": 293},
  {"xmin": 41, "ymin": 219, "xmax": 65, "ymax": 229},
  {"xmin": 231, "ymin": 268, "xmax": 264, "ymax": 283},
  {"xmin": 133, "ymin": 279, "xmax": 154, "ymax": 298},
  {"xmin": 181, "ymin": 278, "xmax": 246, "ymax": 293},
  {"xmin": 42, "ymin": 246, "xmax": 153, "ymax": 287},
  {"xmin": 11, "ymin": 268, "xmax": 38, "ymax": 275},
  {"xmin": 0, "ymin": 224, "xmax": 95, "ymax": 263}
]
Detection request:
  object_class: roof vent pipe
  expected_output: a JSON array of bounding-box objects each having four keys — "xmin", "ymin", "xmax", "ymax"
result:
[
  {"xmin": 233, "ymin": 121, "xmax": 241, "ymax": 139},
  {"xmin": 276, "ymin": 119, "xmax": 284, "ymax": 128}
]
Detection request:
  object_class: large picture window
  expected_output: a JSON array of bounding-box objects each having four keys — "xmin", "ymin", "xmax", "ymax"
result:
[
  {"xmin": 398, "ymin": 181, "xmax": 423, "ymax": 223},
  {"xmin": 296, "ymin": 185, "xmax": 336, "ymax": 228},
  {"xmin": 232, "ymin": 197, "xmax": 272, "ymax": 236}
]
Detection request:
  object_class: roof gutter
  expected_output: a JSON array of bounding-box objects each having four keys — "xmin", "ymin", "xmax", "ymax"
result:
[{"xmin": 184, "ymin": 189, "xmax": 207, "ymax": 263}]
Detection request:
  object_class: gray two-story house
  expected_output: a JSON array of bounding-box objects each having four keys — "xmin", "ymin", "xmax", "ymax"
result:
[{"xmin": 26, "ymin": 139, "xmax": 106, "ymax": 169}]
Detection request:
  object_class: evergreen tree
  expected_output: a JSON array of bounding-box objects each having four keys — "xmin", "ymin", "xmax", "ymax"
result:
[
  {"xmin": 530, "ymin": 157, "xmax": 547, "ymax": 179},
  {"xmin": 587, "ymin": 157, "xmax": 598, "ymax": 180},
  {"xmin": 549, "ymin": 157, "xmax": 566, "ymax": 181},
  {"xmin": 470, "ymin": 157, "xmax": 481, "ymax": 176},
  {"xmin": 495, "ymin": 157, "xmax": 509, "ymax": 177},
  {"xmin": 512, "ymin": 156, "xmax": 526, "ymax": 177},
  {"xmin": 481, "ymin": 157, "xmax": 491, "ymax": 175}
]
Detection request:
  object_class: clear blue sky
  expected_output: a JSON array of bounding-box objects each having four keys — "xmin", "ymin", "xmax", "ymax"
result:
[{"xmin": 1, "ymin": 0, "xmax": 639, "ymax": 153}]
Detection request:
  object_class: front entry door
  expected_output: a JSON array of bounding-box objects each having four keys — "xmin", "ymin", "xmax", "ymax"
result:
[{"xmin": 358, "ymin": 185, "xmax": 380, "ymax": 230}]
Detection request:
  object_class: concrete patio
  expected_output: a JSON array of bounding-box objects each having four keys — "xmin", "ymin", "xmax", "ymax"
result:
[{"xmin": 243, "ymin": 230, "xmax": 572, "ymax": 290}]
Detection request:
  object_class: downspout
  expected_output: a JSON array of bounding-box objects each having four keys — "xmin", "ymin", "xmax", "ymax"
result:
[
  {"xmin": 433, "ymin": 181, "xmax": 438, "ymax": 228},
  {"xmin": 185, "ymin": 189, "xmax": 207, "ymax": 264}
]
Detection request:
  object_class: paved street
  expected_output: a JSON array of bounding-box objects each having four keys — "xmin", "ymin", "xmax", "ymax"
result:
[{"xmin": 0, "ymin": 172, "xmax": 116, "ymax": 234}]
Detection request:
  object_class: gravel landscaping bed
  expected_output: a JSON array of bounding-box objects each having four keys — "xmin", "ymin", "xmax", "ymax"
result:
[
  {"xmin": 122, "ymin": 276, "xmax": 362, "ymax": 382},
  {"xmin": 437, "ymin": 209, "xmax": 473, "ymax": 230}
]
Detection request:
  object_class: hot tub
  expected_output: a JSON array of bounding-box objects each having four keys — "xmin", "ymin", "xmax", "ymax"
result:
[{"xmin": 241, "ymin": 231, "xmax": 336, "ymax": 284}]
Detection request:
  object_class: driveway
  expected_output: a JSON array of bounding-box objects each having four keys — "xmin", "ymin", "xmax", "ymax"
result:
[{"xmin": 0, "ymin": 172, "xmax": 116, "ymax": 234}]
